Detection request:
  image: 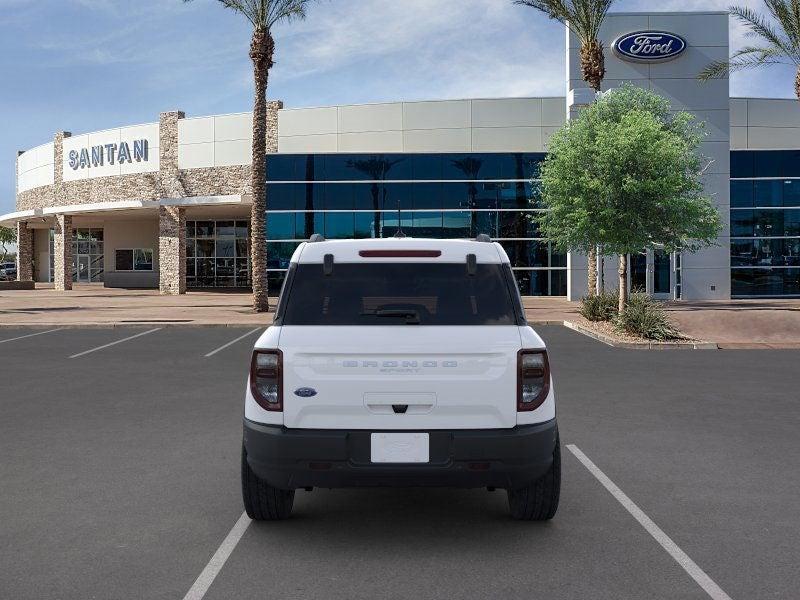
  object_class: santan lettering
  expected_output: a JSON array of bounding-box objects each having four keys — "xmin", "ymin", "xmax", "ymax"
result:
[
  {"xmin": 68, "ymin": 139, "xmax": 149, "ymax": 170},
  {"xmin": 629, "ymin": 35, "xmax": 674, "ymax": 56}
]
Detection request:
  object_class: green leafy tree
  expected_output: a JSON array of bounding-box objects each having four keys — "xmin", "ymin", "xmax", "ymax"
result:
[
  {"xmin": 536, "ymin": 85, "xmax": 722, "ymax": 313},
  {"xmin": 515, "ymin": 0, "xmax": 616, "ymax": 294},
  {"xmin": 699, "ymin": 2, "xmax": 800, "ymax": 100},
  {"xmin": 184, "ymin": 0, "xmax": 314, "ymax": 311},
  {"xmin": 0, "ymin": 226, "xmax": 15, "ymax": 263}
]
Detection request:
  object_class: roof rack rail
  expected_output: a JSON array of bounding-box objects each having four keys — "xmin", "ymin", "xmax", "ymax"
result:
[
  {"xmin": 308, "ymin": 233, "xmax": 326, "ymax": 243},
  {"xmin": 476, "ymin": 234, "xmax": 492, "ymax": 243}
]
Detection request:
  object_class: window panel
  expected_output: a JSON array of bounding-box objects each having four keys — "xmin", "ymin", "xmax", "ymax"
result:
[
  {"xmin": 216, "ymin": 239, "xmax": 236, "ymax": 258},
  {"xmin": 354, "ymin": 212, "xmax": 378, "ymax": 239},
  {"xmin": 195, "ymin": 221, "xmax": 215, "ymax": 238},
  {"xmin": 754, "ymin": 180, "xmax": 783, "ymax": 207},
  {"xmin": 134, "ymin": 249, "xmax": 153, "ymax": 271},
  {"xmin": 381, "ymin": 183, "xmax": 413, "ymax": 211},
  {"xmin": 324, "ymin": 212, "xmax": 355, "ymax": 239},
  {"xmin": 295, "ymin": 212, "xmax": 325, "ymax": 240},
  {"xmin": 216, "ymin": 221, "xmax": 236, "ymax": 237},
  {"xmin": 266, "ymin": 154, "xmax": 298, "ymax": 181},
  {"xmin": 267, "ymin": 242, "xmax": 300, "ymax": 270},
  {"xmin": 754, "ymin": 151, "xmax": 783, "ymax": 177},
  {"xmin": 412, "ymin": 183, "xmax": 444, "ymax": 209},
  {"xmin": 442, "ymin": 211, "xmax": 472, "ymax": 238},
  {"xmin": 410, "ymin": 212, "xmax": 443, "ymax": 237},
  {"xmin": 783, "ymin": 180, "xmax": 800, "ymax": 207},
  {"xmin": 324, "ymin": 183, "xmax": 354, "ymax": 210},
  {"xmin": 732, "ymin": 268, "xmax": 800, "ymax": 296},
  {"xmin": 440, "ymin": 183, "xmax": 469, "ymax": 210},
  {"xmin": 266, "ymin": 213, "xmax": 295, "ymax": 240},
  {"xmin": 115, "ymin": 249, "xmax": 133, "ymax": 271},
  {"xmin": 730, "ymin": 180, "xmax": 753, "ymax": 208},
  {"xmin": 411, "ymin": 154, "xmax": 442, "ymax": 180},
  {"xmin": 353, "ymin": 183, "xmax": 381, "ymax": 210},
  {"xmin": 267, "ymin": 183, "xmax": 299, "ymax": 210},
  {"xmin": 730, "ymin": 151, "xmax": 754, "ymax": 178},
  {"xmin": 196, "ymin": 239, "xmax": 215, "ymax": 257}
]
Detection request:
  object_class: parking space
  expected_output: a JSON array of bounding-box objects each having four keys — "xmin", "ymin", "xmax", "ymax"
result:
[{"xmin": 1, "ymin": 325, "xmax": 799, "ymax": 599}]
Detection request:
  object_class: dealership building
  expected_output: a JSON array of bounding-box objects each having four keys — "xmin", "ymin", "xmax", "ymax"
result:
[{"xmin": 4, "ymin": 10, "xmax": 800, "ymax": 299}]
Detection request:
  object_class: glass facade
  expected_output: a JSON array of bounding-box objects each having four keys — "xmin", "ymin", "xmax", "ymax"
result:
[
  {"xmin": 186, "ymin": 220, "xmax": 251, "ymax": 288},
  {"xmin": 264, "ymin": 153, "xmax": 568, "ymax": 295},
  {"xmin": 731, "ymin": 151, "xmax": 800, "ymax": 297}
]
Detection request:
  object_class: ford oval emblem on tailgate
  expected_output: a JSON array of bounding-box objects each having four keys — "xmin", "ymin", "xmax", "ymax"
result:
[{"xmin": 294, "ymin": 387, "xmax": 317, "ymax": 398}]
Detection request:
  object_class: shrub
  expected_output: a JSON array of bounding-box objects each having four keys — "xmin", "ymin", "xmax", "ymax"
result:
[
  {"xmin": 580, "ymin": 290, "xmax": 619, "ymax": 322},
  {"xmin": 614, "ymin": 293, "xmax": 684, "ymax": 340}
]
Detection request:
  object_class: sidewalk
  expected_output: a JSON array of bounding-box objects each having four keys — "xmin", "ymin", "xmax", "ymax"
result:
[{"xmin": 0, "ymin": 284, "xmax": 273, "ymax": 327}]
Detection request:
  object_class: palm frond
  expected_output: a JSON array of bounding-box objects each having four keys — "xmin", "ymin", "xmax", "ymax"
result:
[
  {"xmin": 730, "ymin": 5, "xmax": 800, "ymax": 65},
  {"xmin": 515, "ymin": 0, "xmax": 616, "ymax": 43},
  {"xmin": 699, "ymin": 46, "xmax": 789, "ymax": 80}
]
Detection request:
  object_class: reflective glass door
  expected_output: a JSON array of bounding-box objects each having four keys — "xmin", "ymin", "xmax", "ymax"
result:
[
  {"xmin": 77, "ymin": 256, "xmax": 90, "ymax": 282},
  {"xmin": 653, "ymin": 249, "xmax": 671, "ymax": 298}
]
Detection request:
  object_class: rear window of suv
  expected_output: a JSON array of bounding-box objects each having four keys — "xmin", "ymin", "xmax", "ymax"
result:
[{"xmin": 276, "ymin": 262, "xmax": 524, "ymax": 326}]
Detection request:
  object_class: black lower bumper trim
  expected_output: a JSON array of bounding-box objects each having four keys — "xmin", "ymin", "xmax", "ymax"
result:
[{"xmin": 243, "ymin": 419, "xmax": 558, "ymax": 490}]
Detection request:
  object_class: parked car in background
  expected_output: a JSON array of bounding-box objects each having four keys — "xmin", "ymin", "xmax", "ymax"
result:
[{"xmin": 0, "ymin": 262, "xmax": 16, "ymax": 281}]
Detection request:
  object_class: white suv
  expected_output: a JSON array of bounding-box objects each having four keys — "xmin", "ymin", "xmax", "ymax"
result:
[{"xmin": 242, "ymin": 237, "xmax": 560, "ymax": 521}]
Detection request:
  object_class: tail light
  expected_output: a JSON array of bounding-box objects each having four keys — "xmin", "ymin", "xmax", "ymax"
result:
[
  {"xmin": 517, "ymin": 349, "xmax": 550, "ymax": 411},
  {"xmin": 250, "ymin": 349, "xmax": 283, "ymax": 411}
]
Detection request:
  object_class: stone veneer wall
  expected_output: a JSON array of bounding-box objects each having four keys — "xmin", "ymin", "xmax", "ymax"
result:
[
  {"xmin": 158, "ymin": 206, "xmax": 186, "ymax": 294},
  {"xmin": 16, "ymin": 102, "xmax": 283, "ymax": 212},
  {"xmin": 15, "ymin": 222, "xmax": 33, "ymax": 281},
  {"xmin": 53, "ymin": 214, "xmax": 73, "ymax": 291}
]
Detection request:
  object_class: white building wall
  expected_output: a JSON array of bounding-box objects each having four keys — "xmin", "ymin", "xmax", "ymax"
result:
[
  {"xmin": 273, "ymin": 98, "xmax": 565, "ymax": 154},
  {"xmin": 567, "ymin": 11, "xmax": 731, "ymax": 301},
  {"xmin": 61, "ymin": 123, "xmax": 160, "ymax": 182},
  {"xmin": 17, "ymin": 142, "xmax": 55, "ymax": 193},
  {"xmin": 730, "ymin": 98, "xmax": 800, "ymax": 150}
]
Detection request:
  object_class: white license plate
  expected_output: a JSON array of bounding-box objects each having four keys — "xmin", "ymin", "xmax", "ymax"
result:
[{"xmin": 370, "ymin": 433, "xmax": 429, "ymax": 463}]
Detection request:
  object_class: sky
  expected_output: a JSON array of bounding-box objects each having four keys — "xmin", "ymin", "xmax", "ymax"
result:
[{"xmin": 0, "ymin": 0, "xmax": 797, "ymax": 215}]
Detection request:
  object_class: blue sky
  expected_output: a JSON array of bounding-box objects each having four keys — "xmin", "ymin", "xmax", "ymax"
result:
[{"xmin": 1, "ymin": 0, "xmax": 797, "ymax": 215}]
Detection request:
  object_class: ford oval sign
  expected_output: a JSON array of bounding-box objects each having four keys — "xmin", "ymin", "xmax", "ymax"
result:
[
  {"xmin": 613, "ymin": 31, "xmax": 687, "ymax": 63},
  {"xmin": 294, "ymin": 387, "xmax": 317, "ymax": 398}
]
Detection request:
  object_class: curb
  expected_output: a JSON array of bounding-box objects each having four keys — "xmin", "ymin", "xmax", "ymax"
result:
[{"xmin": 562, "ymin": 321, "xmax": 718, "ymax": 350}]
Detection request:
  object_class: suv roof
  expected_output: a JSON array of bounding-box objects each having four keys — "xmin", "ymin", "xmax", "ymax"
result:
[{"xmin": 293, "ymin": 238, "xmax": 510, "ymax": 265}]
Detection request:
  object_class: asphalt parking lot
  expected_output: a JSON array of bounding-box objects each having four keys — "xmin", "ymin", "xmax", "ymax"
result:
[{"xmin": 1, "ymin": 325, "xmax": 799, "ymax": 600}]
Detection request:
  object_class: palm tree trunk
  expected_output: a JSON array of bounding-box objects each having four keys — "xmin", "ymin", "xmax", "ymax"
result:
[
  {"xmin": 580, "ymin": 39, "xmax": 604, "ymax": 296},
  {"xmin": 250, "ymin": 29, "xmax": 274, "ymax": 313},
  {"xmin": 618, "ymin": 254, "xmax": 628, "ymax": 314},
  {"xmin": 580, "ymin": 40, "xmax": 605, "ymax": 93},
  {"xmin": 796, "ymin": 67, "xmax": 800, "ymax": 102}
]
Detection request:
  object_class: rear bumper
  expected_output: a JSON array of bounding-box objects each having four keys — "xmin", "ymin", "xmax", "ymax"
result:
[{"xmin": 243, "ymin": 419, "xmax": 558, "ymax": 490}]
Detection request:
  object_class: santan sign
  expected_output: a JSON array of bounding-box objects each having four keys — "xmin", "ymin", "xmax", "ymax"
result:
[
  {"xmin": 613, "ymin": 31, "xmax": 687, "ymax": 62},
  {"xmin": 68, "ymin": 139, "xmax": 149, "ymax": 170}
]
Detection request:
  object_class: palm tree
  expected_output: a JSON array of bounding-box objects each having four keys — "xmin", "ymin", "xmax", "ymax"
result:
[
  {"xmin": 185, "ymin": 0, "xmax": 313, "ymax": 312},
  {"xmin": 515, "ymin": 0, "xmax": 615, "ymax": 296},
  {"xmin": 348, "ymin": 157, "xmax": 405, "ymax": 238},
  {"xmin": 699, "ymin": 2, "xmax": 800, "ymax": 101}
]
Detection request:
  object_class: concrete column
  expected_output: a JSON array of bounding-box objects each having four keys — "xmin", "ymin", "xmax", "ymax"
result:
[
  {"xmin": 53, "ymin": 214, "xmax": 73, "ymax": 291},
  {"xmin": 159, "ymin": 205, "xmax": 186, "ymax": 295},
  {"xmin": 16, "ymin": 221, "xmax": 34, "ymax": 282}
]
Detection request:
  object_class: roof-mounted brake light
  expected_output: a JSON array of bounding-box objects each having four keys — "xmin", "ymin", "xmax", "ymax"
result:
[{"xmin": 358, "ymin": 250, "xmax": 442, "ymax": 258}]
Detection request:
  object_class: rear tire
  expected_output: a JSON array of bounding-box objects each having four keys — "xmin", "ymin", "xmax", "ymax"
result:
[
  {"xmin": 241, "ymin": 445, "xmax": 295, "ymax": 520},
  {"xmin": 507, "ymin": 436, "xmax": 561, "ymax": 521}
]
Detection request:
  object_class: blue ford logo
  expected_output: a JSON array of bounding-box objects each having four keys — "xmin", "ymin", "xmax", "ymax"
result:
[
  {"xmin": 294, "ymin": 387, "xmax": 317, "ymax": 397},
  {"xmin": 613, "ymin": 31, "xmax": 686, "ymax": 63}
]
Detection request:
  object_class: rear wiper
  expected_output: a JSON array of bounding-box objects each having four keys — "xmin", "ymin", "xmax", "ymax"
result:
[{"xmin": 360, "ymin": 309, "xmax": 421, "ymax": 324}]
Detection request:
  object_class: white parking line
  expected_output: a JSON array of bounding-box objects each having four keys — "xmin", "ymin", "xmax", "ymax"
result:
[
  {"xmin": 0, "ymin": 329, "xmax": 63, "ymax": 345},
  {"xmin": 204, "ymin": 328, "xmax": 261, "ymax": 358},
  {"xmin": 182, "ymin": 511, "xmax": 251, "ymax": 600},
  {"xmin": 566, "ymin": 444, "xmax": 733, "ymax": 600},
  {"xmin": 68, "ymin": 328, "xmax": 162, "ymax": 359}
]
